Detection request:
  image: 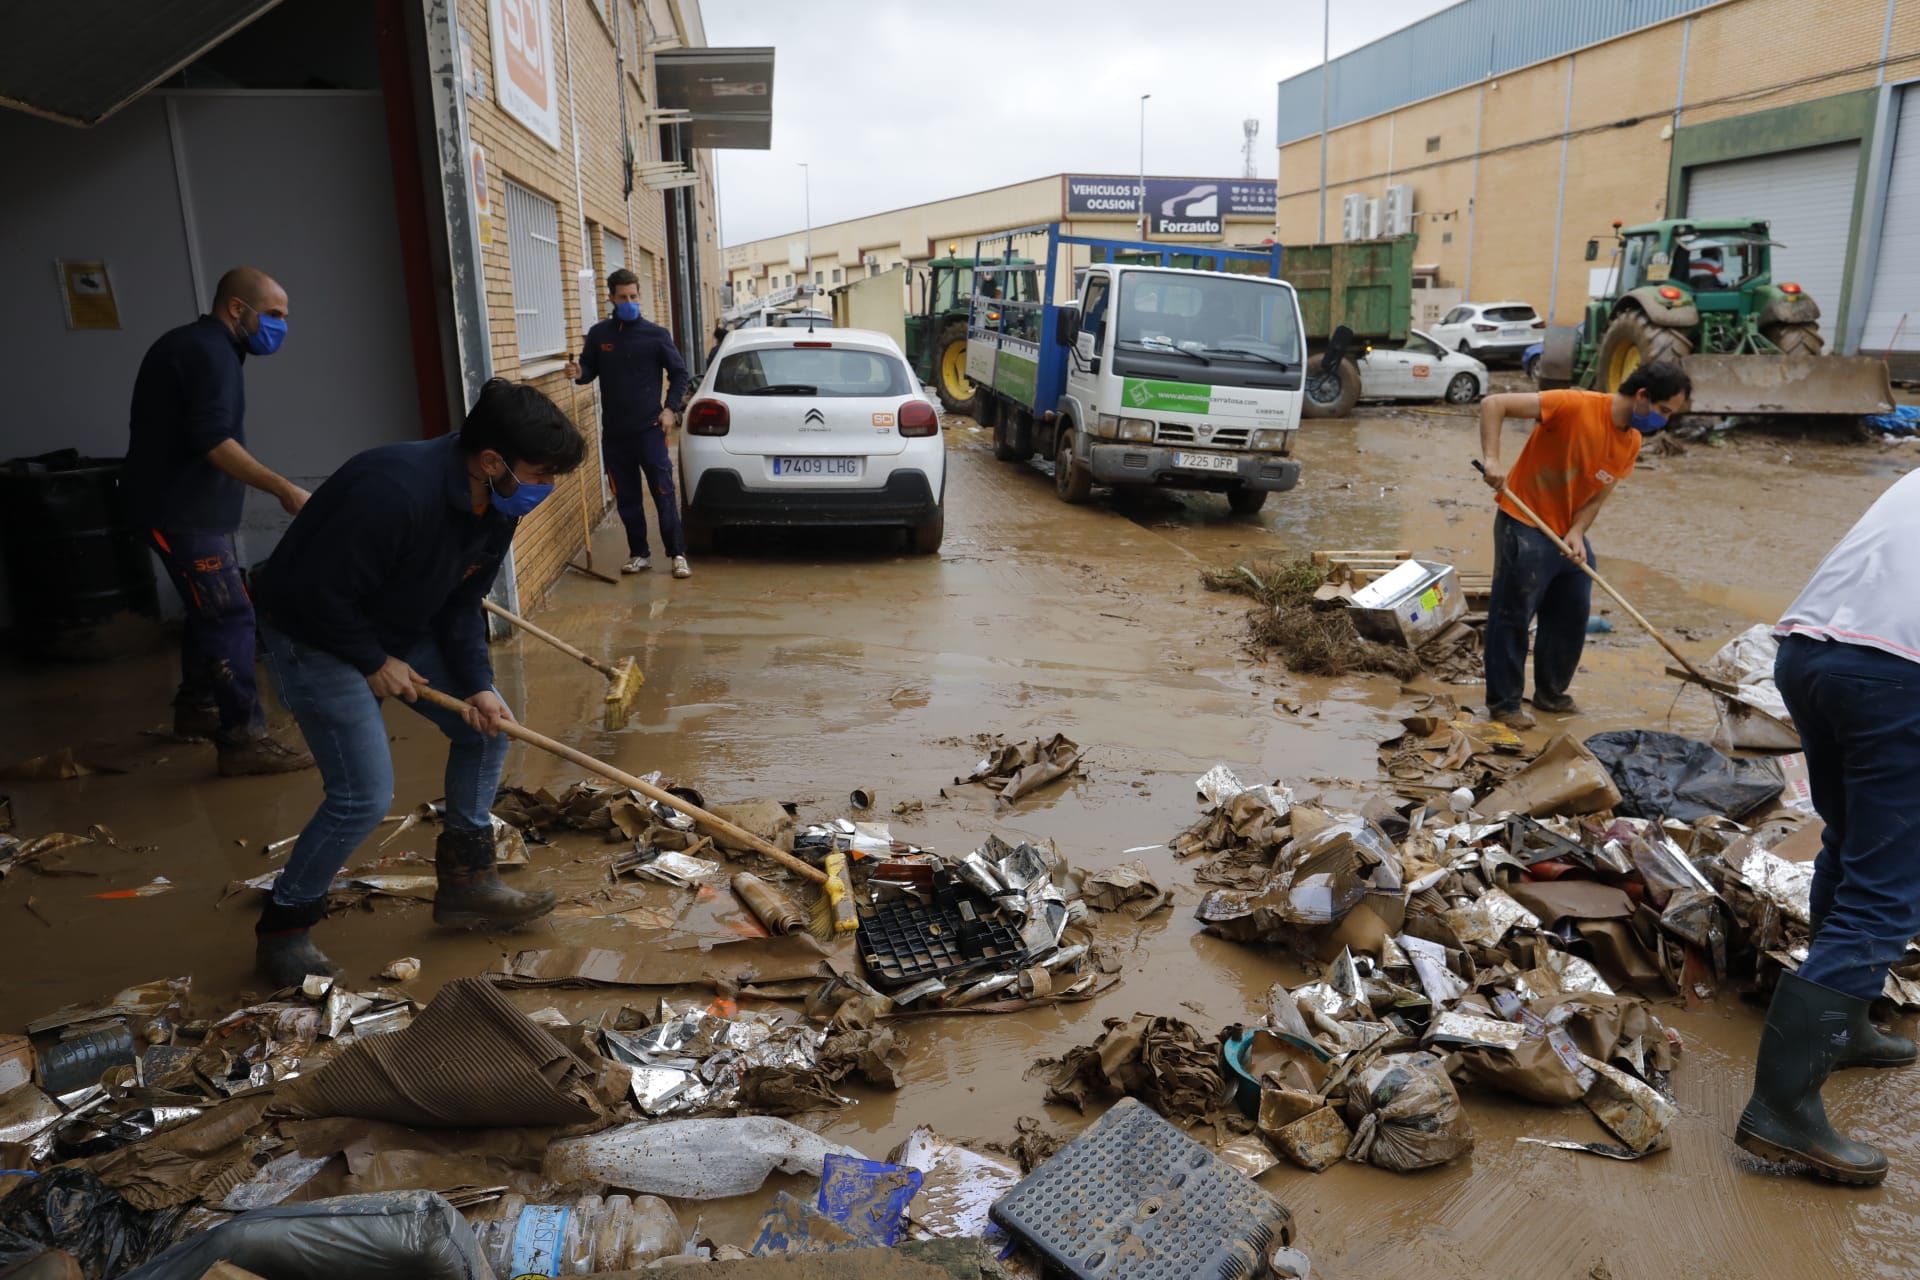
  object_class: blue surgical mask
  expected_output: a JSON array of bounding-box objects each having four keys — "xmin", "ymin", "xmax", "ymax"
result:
[
  {"xmin": 613, "ymin": 301, "xmax": 642, "ymax": 322},
  {"xmin": 488, "ymin": 471, "xmax": 553, "ymax": 518},
  {"xmin": 1629, "ymin": 408, "xmax": 1668, "ymax": 434},
  {"xmin": 245, "ymin": 309, "xmax": 287, "ymax": 356}
]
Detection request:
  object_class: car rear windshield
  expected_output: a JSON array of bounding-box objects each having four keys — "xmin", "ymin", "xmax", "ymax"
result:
[
  {"xmin": 713, "ymin": 346, "xmax": 913, "ymax": 397},
  {"xmin": 1482, "ymin": 306, "xmax": 1537, "ymax": 322}
]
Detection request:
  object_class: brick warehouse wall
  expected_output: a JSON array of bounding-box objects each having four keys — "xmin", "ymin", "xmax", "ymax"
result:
[
  {"xmin": 1276, "ymin": 0, "xmax": 1917, "ymax": 327},
  {"xmin": 458, "ymin": 0, "xmax": 715, "ymax": 604}
]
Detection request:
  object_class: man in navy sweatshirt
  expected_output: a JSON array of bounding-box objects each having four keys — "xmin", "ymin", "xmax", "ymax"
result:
[
  {"xmin": 249, "ymin": 378, "xmax": 585, "ymax": 985},
  {"xmin": 565, "ymin": 268, "xmax": 692, "ymax": 578}
]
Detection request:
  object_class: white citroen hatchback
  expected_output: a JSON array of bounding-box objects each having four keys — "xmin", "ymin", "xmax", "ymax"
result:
[{"xmin": 679, "ymin": 327, "xmax": 945, "ymax": 554}]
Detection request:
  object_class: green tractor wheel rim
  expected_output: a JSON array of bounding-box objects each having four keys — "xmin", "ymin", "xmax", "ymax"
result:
[{"xmin": 942, "ymin": 343, "xmax": 974, "ymax": 401}]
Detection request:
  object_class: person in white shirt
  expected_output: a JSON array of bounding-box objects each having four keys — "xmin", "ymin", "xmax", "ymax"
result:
[{"xmin": 1735, "ymin": 468, "xmax": 1920, "ymax": 1187}]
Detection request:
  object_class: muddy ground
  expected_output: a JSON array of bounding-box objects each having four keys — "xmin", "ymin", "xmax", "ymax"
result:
[{"xmin": 2, "ymin": 401, "xmax": 1915, "ymax": 1277}]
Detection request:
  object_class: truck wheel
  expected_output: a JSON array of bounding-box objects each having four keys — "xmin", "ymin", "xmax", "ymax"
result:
[
  {"xmin": 1227, "ymin": 487, "xmax": 1268, "ymax": 515},
  {"xmin": 1594, "ymin": 309, "xmax": 1693, "ymax": 392},
  {"xmin": 1054, "ymin": 432, "xmax": 1092, "ymax": 504},
  {"xmin": 934, "ymin": 324, "xmax": 980, "ymax": 418},
  {"xmin": 1765, "ymin": 322, "xmax": 1825, "ymax": 356},
  {"xmin": 1301, "ymin": 358, "xmax": 1361, "ymax": 418},
  {"xmin": 992, "ymin": 403, "xmax": 1024, "ymax": 461}
]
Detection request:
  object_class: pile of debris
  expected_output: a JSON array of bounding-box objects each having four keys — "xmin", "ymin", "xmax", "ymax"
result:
[{"xmin": 1147, "ymin": 728, "xmax": 1828, "ymax": 1177}]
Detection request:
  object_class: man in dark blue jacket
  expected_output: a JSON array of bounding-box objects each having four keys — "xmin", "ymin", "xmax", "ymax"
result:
[
  {"xmin": 125, "ymin": 266, "xmax": 314, "ymax": 776},
  {"xmin": 249, "ymin": 378, "xmax": 585, "ymax": 985},
  {"xmin": 565, "ymin": 268, "xmax": 692, "ymax": 578}
]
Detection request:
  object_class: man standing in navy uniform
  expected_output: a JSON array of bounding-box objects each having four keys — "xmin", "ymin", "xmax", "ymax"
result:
[
  {"xmin": 125, "ymin": 266, "xmax": 314, "ymax": 776},
  {"xmin": 565, "ymin": 268, "xmax": 692, "ymax": 578}
]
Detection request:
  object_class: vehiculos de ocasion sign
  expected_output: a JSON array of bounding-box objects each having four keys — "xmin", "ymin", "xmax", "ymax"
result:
[{"xmin": 1064, "ymin": 177, "xmax": 1276, "ymax": 238}]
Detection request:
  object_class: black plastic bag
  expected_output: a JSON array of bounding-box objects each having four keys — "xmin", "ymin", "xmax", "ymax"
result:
[
  {"xmin": 0, "ymin": 1169, "xmax": 172, "ymax": 1279},
  {"xmin": 1584, "ymin": 730, "xmax": 1782, "ymax": 823},
  {"xmin": 120, "ymin": 1191, "xmax": 490, "ymax": 1280}
]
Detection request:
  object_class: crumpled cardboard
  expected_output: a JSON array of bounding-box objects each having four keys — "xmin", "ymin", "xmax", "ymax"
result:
[
  {"xmin": 488, "ymin": 934, "xmax": 842, "ymax": 989},
  {"xmin": 1506, "ymin": 879, "xmax": 1635, "ymax": 925},
  {"xmin": 1078, "ymin": 861, "xmax": 1172, "ymax": 917},
  {"xmin": 87, "ymin": 1096, "xmax": 272, "ymax": 1211},
  {"xmin": 1477, "ymin": 733, "xmax": 1621, "ymax": 818},
  {"xmin": 1039, "ymin": 1014, "xmax": 1231, "ymax": 1123},
  {"xmin": 960, "ymin": 734, "xmax": 1082, "ymax": 804},
  {"xmin": 1344, "ymin": 1051, "xmax": 1474, "ymax": 1172},
  {"xmin": 1273, "ymin": 1105, "xmax": 1352, "ymax": 1172},
  {"xmin": 274, "ymin": 977, "xmax": 609, "ymax": 1129}
]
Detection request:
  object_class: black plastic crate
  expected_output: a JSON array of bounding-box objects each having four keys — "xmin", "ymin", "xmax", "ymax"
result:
[{"xmin": 856, "ymin": 878, "xmax": 1025, "ymax": 991}]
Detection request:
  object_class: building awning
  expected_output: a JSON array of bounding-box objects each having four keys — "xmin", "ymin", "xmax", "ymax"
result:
[
  {"xmin": 0, "ymin": 0, "xmax": 284, "ymax": 127},
  {"xmin": 654, "ymin": 47, "xmax": 774, "ymax": 150}
]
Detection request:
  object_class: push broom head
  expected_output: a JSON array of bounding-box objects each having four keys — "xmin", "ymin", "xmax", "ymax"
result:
[{"xmin": 601, "ymin": 656, "xmax": 644, "ymax": 731}]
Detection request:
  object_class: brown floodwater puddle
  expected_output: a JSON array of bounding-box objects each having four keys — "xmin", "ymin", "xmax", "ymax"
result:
[{"xmin": 0, "ymin": 422, "xmax": 1910, "ymax": 1276}]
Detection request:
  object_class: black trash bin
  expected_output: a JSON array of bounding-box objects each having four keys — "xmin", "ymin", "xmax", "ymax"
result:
[{"xmin": 0, "ymin": 450, "xmax": 161, "ymax": 660}]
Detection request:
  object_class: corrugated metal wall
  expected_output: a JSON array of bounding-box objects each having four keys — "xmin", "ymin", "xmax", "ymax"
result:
[{"xmin": 1276, "ymin": 0, "xmax": 1726, "ymax": 143}]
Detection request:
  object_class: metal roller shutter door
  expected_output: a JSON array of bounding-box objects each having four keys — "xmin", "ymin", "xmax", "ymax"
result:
[
  {"xmin": 1861, "ymin": 88, "xmax": 1920, "ymax": 354},
  {"xmin": 1685, "ymin": 143, "xmax": 1859, "ymax": 322}
]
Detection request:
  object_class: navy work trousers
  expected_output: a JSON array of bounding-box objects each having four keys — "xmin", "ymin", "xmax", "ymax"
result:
[
  {"xmin": 604, "ymin": 426, "xmax": 685, "ymax": 559},
  {"xmin": 148, "ymin": 529, "xmax": 263, "ymax": 735},
  {"xmin": 1778, "ymin": 633, "xmax": 1920, "ymax": 1001},
  {"xmin": 1484, "ymin": 510, "xmax": 1593, "ymax": 713}
]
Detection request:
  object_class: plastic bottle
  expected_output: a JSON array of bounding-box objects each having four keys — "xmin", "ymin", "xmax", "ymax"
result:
[{"xmin": 466, "ymin": 1193, "xmax": 683, "ymax": 1276}]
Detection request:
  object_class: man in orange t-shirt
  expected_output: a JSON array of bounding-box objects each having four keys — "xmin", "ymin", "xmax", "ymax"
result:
[{"xmin": 1477, "ymin": 361, "xmax": 1691, "ymax": 728}]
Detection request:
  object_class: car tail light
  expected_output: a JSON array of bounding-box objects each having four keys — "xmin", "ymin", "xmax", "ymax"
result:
[
  {"xmin": 793, "ymin": 341, "xmax": 832, "ymax": 349},
  {"xmin": 686, "ymin": 399, "xmax": 730, "ymax": 436},
  {"xmin": 1657, "ymin": 286, "xmax": 1684, "ymax": 301},
  {"xmin": 1781, "ymin": 282, "xmax": 1802, "ymax": 295},
  {"xmin": 1531, "ymin": 319, "xmax": 1546, "ymax": 328},
  {"xmin": 898, "ymin": 400, "xmax": 939, "ymax": 437},
  {"xmin": 1472, "ymin": 323, "xmax": 1497, "ymax": 332}
]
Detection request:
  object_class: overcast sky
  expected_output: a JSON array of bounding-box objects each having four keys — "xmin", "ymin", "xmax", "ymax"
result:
[{"xmin": 704, "ymin": 0, "xmax": 1458, "ymax": 247}]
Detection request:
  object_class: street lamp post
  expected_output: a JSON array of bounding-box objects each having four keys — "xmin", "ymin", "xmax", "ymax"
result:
[
  {"xmin": 1138, "ymin": 93, "xmax": 1152, "ymax": 236},
  {"xmin": 1318, "ymin": 0, "xmax": 1329, "ymax": 241},
  {"xmin": 798, "ymin": 161, "xmax": 812, "ymax": 295}
]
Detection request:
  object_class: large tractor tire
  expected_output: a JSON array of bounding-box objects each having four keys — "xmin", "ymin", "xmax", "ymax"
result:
[
  {"xmin": 1764, "ymin": 322, "xmax": 1825, "ymax": 356},
  {"xmin": 1594, "ymin": 310, "xmax": 1693, "ymax": 392},
  {"xmin": 933, "ymin": 323, "xmax": 981, "ymax": 418},
  {"xmin": 1301, "ymin": 357, "xmax": 1361, "ymax": 418}
]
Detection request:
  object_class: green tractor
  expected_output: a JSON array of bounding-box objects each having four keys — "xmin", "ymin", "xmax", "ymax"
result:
[
  {"xmin": 904, "ymin": 254, "xmax": 981, "ymax": 417},
  {"xmin": 1539, "ymin": 217, "xmax": 1894, "ymax": 417}
]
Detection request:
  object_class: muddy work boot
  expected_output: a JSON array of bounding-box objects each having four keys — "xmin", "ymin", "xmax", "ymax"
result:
[
  {"xmin": 1530, "ymin": 692, "xmax": 1579, "ymax": 716},
  {"xmin": 433, "ymin": 825, "xmax": 555, "ymax": 930},
  {"xmin": 256, "ymin": 898, "xmax": 340, "ymax": 988},
  {"xmin": 1734, "ymin": 970, "xmax": 1888, "ymax": 1185},
  {"xmin": 216, "ymin": 731, "xmax": 315, "ymax": 777},
  {"xmin": 1489, "ymin": 704, "xmax": 1536, "ymax": 730},
  {"xmin": 1840, "ymin": 1004, "xmax": 1920, "ymax": 1069},
  {"xmin": 172, "ymin": 697, "xmax": 220, "ymax": 742}
]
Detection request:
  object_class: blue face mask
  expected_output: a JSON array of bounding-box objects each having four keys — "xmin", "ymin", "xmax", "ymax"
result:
[
  {"xmin": 1629, "ymin": 408, "xmax": 1668, "ymax": 434},
  {"xmin": 488, "ymin": 470, "xmax": 553, "ymax": 518},
  {"xmin": 613, "ymin": 300, "xmax": 642, "ymax": 322},
  {"xmin": 245, "ymin": 309, "xmax": 287, "ymax": 356}
]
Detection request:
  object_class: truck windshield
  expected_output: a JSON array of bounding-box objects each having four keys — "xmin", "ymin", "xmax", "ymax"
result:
[{"xmin": 1115, "ymin": 272, "xmax": 1300, "ymax": 364}]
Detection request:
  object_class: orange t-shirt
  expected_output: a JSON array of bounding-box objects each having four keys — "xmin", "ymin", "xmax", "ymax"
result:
[{"xmin": 1497, "ymin": 390, "xmax": 1641, "ymax": 537}]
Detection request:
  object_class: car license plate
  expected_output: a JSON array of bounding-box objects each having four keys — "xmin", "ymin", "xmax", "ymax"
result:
[
  {"xmin": 1173, "ymin": 451, "xmax": 1237, "ymax": 474},
  {"xmin": 1501, "ymin": 325, "xmax": 1533, "ymax": 338},
  {"xmin": 772, "ymin": 456, "xmax": 860, "ymax": 477}
]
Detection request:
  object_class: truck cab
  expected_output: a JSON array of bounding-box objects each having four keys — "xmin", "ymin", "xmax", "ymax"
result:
[{"xmin": 968, "ymin": 224, "xmax": 1304, "ymax": 513}]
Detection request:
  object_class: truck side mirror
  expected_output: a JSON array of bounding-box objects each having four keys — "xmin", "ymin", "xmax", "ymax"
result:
[
  {"xmin": 1054, "ymin": 307, "xmax": 1080, "ymax": 346},
  {"xmin": 1584, "ymin": 239, "xmax": 1599, "ymax": 261}
]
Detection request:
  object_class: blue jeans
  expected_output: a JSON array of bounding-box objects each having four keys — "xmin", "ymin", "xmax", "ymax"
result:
[
  {"xmin": 1778, "ymin": 634, "xmax": 1920, "ymax": 1000},
  {"xmin": 604, "ymin": 426, "xmax": 685, "ymax": 558},
  {"xmin": 148, "ymin": 529, "xmax": 263, "ymax": 735},
  {"xmin": 260, "ymin": 626, "xmax": 510, "ymax": 907},
  {"xmin": 1484, "ymin": 510, "xmax": 1593, "ymax": 712}
]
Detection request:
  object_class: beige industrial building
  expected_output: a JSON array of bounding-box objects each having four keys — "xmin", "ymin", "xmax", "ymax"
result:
[
  {"xmin": 723, "ymin": 173, "xmax": 1279, "ymax": 306},
  {"xmin": 1276, "ymin": 0, "xmax": 1920, "ymax": 361}
]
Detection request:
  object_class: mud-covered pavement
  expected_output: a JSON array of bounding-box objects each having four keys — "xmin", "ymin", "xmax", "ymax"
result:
[{"xmin": 2, "ymin": 402, "xmax": 1915, "ymax": 1277}]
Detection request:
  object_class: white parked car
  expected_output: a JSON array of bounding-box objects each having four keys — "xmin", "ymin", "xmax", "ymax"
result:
[
  {"xmin": 1359, "ymin": 330, "xmax": 1487, "ymax": 404},
  {"xmin": 679, "ymin": 327, "xmax": 946, "ymax": 553},
  {"xmin": 1427, "ymin": 301, "xmax": 1544, "ymax": 362}
]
